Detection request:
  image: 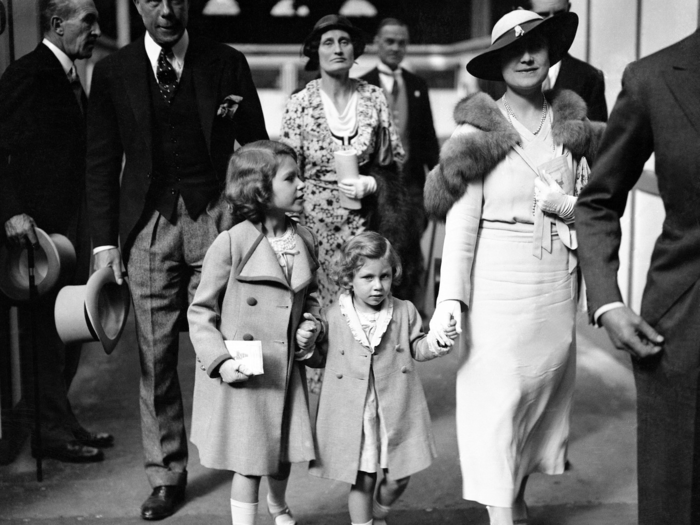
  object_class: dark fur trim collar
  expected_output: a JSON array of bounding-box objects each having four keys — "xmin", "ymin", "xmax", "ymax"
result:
[{"xmin": 425, "ymin": 89, "xmax": 605, "ymax": 219}]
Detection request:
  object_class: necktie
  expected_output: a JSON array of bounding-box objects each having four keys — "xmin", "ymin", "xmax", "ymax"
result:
[
  {"xmin": 391, "ymin": 70, "xmax": 400, "ymax": 100},
  {"xmin": 157, "ymin": 48, "xmax": 178, "ymax": 103},
  {"xmin": 67, "ymin": 66, "xmax": 86, "ymax": 115}
]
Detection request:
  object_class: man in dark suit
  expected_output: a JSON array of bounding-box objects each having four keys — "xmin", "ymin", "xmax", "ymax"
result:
[
  {"xmin": 0, "ymin": 0, "xmax": 110, "ymax": 463},
  {"xmin": 86, "ymin": 0, "xmax": 267, "ymax": 519},
  {"xmin": 361, "ymin": 18, "xmax": 439, "ymax": 305},
  {"xmin": 479, "ymin": 0, "xmax": 608, "ymax": 122},
  {"xmin": 576, "ymin": 29, "xmax": 700, "ymax": 525}
]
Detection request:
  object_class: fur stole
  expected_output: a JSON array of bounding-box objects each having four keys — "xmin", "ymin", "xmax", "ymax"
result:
[{"xmin": 425, "ymin": 90, "xmax": 606, "ymax": 220}]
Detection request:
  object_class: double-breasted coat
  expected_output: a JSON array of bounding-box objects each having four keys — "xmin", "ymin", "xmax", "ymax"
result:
[
  {"xmin": 310, "ymin": 296, "xmax": 437, "ymax": 484},
  {"xmin": 187, "ymin": 220, "xmax": 322, "ymax": 475}
]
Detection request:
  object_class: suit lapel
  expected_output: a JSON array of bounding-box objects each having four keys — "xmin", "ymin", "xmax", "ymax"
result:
[
  {"xmin": 120, "ymin": 38, "xmax": 153, "ymax": 152},
  {"xmin": 36, "ymin": 44, "xmax": 84, "ymax": 126},
  {"xmin": 664, "ymin": 33, "xmax": 700, "ymax": 136},
  {"xmin": 188, "ymin": 38, "xmax": 221, "ymax": 153}
]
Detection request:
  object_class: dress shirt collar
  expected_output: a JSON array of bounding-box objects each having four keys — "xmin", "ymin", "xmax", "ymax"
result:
[
  {"xmin": 546, "ymin": 60, "xmax": 562, "ymax": 90},
  {"xmin": 42, "ymin": 38, "xmax": 74, "ymax": 76},
  {"xmin": 144, "ymin": 30, "xmax": 189, "ymax": 79},
  {"xmin": 377, "ymin": 61, "xmax": 402, "ymax": 92}
]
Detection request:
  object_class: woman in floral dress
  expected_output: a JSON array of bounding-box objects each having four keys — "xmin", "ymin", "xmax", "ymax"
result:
[{"xmin": 280, "ymin": 15, "xmax": 407, "ymax": 309}]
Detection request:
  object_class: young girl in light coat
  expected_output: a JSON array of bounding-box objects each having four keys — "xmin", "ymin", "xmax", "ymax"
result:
[
  {"xmin": 188, "ymin": 141, "xmax": 324, "ymax": 525},
  {"xmin": 300, "ymin": 232, "xmax": 457, "ymax": 525}
]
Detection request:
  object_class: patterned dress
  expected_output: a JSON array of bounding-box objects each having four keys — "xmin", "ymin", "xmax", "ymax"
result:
[{"xmin": 281, "ymin": 79, "xmax": 405, "ymax": 308}]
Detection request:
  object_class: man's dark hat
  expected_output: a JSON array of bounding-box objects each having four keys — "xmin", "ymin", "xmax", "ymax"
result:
[
  {"xmin": 467, "ymin": 9, "xmax": 579, "ymax": 82},
  {"xmin": 302, "ymin": 14, "xmax": 366, "ymax": 59}
]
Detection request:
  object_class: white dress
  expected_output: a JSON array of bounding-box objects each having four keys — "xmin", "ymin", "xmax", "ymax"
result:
[{"xmin": 438, "ymin": 105, "xmax": 577, "ymax": 507}]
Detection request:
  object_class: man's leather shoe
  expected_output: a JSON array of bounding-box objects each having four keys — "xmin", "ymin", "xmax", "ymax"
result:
[
  {"xmin": 33, "ymin": 441, "xmax": 104, "ymax": 463},
  {"xmin": 73, "ymin": 427, "xmax": 115, "ymax": 448},
  {"xmin": 140, "ymin": 486, "xmax": 185, "ymax": 521}
]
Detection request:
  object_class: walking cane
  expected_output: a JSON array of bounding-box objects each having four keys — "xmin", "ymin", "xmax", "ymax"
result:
[{"xmin": 27, "ymin": 243, "xmax": 43, "ymax": 482}]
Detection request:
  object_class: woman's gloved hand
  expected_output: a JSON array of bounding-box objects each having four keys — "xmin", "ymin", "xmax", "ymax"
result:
[
  {"xmin": 534, "ymin": 171, "xmax": 575, "ymax": 222},
  {"xmin": 338, "ymin": 175, "xmax": 377, "ymax": 200}
]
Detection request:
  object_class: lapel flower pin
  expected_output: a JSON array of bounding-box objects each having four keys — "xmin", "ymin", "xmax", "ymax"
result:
[{"xmin": 217, "ymin": 94, "xmax": 243, "ymax": 120}]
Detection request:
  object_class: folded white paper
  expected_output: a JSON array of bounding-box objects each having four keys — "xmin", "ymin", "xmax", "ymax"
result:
[{"xmin": 224, "ymin": 340, "xmax": 264, "ymax": 376}]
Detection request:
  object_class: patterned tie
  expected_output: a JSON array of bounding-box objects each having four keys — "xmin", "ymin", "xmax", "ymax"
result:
[
  {"xmin": 67, "ymin": 66, "xmax": 86, "ymax": 115},
  {"xmin": 156, "ymin": 48, "xmax": 178, "ymax": 103}
]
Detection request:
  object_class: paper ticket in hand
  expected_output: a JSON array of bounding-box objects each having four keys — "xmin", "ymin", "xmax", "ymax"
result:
[{"xmin": 224, "ymin": 340, "xmax": 264, "ymax": 376}]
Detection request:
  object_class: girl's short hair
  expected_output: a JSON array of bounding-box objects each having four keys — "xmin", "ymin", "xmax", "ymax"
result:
[
  {"xmin": 224, "ymin": 140, "xmax": 298, "ymax": 224},
  {"xmin": 330, "ymin": 231, "xmax": 403, "ymax": 291}
]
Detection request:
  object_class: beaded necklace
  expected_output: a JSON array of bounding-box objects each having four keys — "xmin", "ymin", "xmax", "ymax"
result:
[{"xmin": 502, "ymin": 95, "xmax": 548, "ymax": 136}]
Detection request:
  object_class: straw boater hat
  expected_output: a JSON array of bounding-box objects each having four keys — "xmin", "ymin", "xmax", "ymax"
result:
[
  {"xmin": 54, "ymin": 267, "xmax": 131, "ymax": 355},
  {"xmin": 467, "ymin": 9, "xmax": 579, "ymax": 82},
  {"xmin": 0, "ymin": 228, "xmax": 76, "ymax": 302}
]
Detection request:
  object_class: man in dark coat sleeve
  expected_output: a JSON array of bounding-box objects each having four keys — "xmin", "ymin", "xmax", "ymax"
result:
[
  {"xmin": 576, "ymin": 29, "xmax": 700, "ymax": 525},
  {"xmin": 0, "ymin": 0, "xmax": 109, "ymax": 463},
  {"xmin": 479, "ymin": 0, "xmax": 608, "ymax": 122},
  {"xmin": 85, "ymin": 0, "xmax": 268, "ymax": 519}
]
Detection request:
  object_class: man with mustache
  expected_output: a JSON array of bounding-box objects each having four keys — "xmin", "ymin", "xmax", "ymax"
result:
[
  {"xmin": 86, "ymin": 0, "xmax": 267, "ymax": 519},
  {"xmin": 0, "ymin": 0, "xmax": 108, "ymax": 463}
]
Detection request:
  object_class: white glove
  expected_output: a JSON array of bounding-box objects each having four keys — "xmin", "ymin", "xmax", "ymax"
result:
[
  {"xmin": 338, "ymin": 175, "xmax": 377, "ymax": 200},
  {"xmin": 429, "ymin": 300, "xmax": 462, "ymax": 347},
  {"xmin": 534, "ymin": 172, "xmax": 576, "ymax": 222}
]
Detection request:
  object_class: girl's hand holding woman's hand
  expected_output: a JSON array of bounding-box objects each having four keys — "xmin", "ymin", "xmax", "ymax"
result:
[
  {"xmin": 220, "ymin": 359, "xmax": 251, "ymax": 383},
  {"xmin": 338, "ymin": 175, "xmax": 377, "ymax": 199},
  {"xmin": 429, "ymin": 300, "xmax": 462, "ymax": 347}
]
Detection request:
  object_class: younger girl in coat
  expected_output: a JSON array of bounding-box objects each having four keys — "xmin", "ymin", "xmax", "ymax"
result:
[
  {"xmin": 188, "ymin": 140, "xmax": 324, "ymax": 525},
  {"xmin": 302, "ymin": 232, "xmax": 457, "ymax": 525}
]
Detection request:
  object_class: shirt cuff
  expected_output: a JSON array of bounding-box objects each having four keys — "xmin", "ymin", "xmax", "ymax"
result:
[
  {"xmin": 593, "ymin": 302, "xmax": 626, "ymax": 326},
  {"xmin": 93, "ymin": 245, "xmax": 117, "ymax": 255}
]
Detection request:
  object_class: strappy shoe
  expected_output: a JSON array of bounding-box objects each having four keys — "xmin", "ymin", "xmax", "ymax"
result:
[{"xmin": 269, "ymin": 505, "xmax": 296, "ymax": 525}]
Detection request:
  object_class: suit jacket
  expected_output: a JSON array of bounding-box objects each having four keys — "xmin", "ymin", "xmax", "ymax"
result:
[
  {"xmin": 361, "ymin": 66, "xmax": 440, "ymax": 190},
  {"xmin": 188, "ymin": 221, "xmax": 320, "ymax": 474},
  {"xmin": 576, "ymin": 30, "xmax": 700, "ymax": 327},
  {"xmin": 478, "ymin": 53, "xmax": 608, "ymax": 122},
  {"xmin": 0, "ymin": 43, "xmax": 86, "ymax": 237},
  {"xmin": 86, "ymin": 35, "xmax": 268, "ymax": 258}
]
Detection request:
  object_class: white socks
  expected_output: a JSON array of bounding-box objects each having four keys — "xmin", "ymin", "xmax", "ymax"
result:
[{"xmin": 230, "ymin": 499, "xmax": 257, "ymax": 525}]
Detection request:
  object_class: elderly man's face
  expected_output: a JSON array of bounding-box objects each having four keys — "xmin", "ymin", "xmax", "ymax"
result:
[
  {"xmin": 133, "ymin": 0, "xmax": 189, "ymax": 47},
  {"xmin": 60, "ymin": 0, "xmax": 101, "ymax": 60},
  {"xmin": 530, "ymin": 0, "xmax": 570, "ymax": 17}
]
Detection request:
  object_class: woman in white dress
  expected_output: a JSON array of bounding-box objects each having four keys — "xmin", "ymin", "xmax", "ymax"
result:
[{"xmin": 426, "ymin": 10, "xmax": 604, "ymax": 525}]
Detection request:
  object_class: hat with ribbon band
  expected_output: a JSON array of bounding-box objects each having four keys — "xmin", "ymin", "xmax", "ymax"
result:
[
  {"xmin": 54, "ymin": 267, "xmax": 131, "ymax": 355},
  {"xmin": 467, "ymin": 9, "xmax": 579, "ymax": 82},
  {"xmin": 0, "ymin": 228, "xmax": 76, "ymax": 302}
]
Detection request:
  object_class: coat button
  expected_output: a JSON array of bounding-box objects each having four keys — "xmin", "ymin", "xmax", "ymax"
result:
[
  {"xmin": 340, "ymin": 349, "xmax": 345, "ymax": 355},
  {"xmin": 242, "ymin": 334, "xmax": 254, "ymax": 341},
  {"xmin": 395, "ymin": 344, "xmax": 402, "ymax": 352},
  {"xmin": 336, "ymin": 373, "xmax": 343, "ymax": 379},
  {"xmin": 401, "ymin": 366, "xmax": 408, "ymax": 373},
  {"xmin": 247, "ymin": 297, "xmax": 257, "ymax": 306}
]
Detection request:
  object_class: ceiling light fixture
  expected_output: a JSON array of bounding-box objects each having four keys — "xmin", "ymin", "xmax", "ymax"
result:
[
  {"xmin": 202, "ymin": 0, "xmax": 241, "ymax": 16},
  {"xmin": 339, "ymin": 0, "xmax": 377, "ymax": 17}
]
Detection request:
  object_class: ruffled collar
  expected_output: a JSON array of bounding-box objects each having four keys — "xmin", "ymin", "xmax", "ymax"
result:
[{"xmin": 338, "ymin": 292, "xmax": 393, "ymax": 352}]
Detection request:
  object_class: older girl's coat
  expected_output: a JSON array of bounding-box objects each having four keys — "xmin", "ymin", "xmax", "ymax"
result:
[
  {"xmin": 310, "ymin": 296, "xmax": 437, "ymax": 484},
  {"xmin": 188, "ymin": 220, "xmax": 321, "ymax": 475}
]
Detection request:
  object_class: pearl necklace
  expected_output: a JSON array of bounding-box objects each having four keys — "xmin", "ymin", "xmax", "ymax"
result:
[{"xmin": 503, "ymin": 96, "xmax": 548, "ymax": 136}]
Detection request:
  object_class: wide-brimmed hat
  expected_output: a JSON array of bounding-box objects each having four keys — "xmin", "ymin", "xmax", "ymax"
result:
[
  {"xmin": 54, "ymin": 267, "xmax": 131, "ymax": 355},
  {"xmin": 302, "ymin": 14, "xmax": 366, "ymax": 59},
  {"xmin": 467, "ymin": 9, "xmax": 579, "ymax": 82},
  {"xmin": 0, "ymin": 228, "xmax": 76, "ymax": 302}
]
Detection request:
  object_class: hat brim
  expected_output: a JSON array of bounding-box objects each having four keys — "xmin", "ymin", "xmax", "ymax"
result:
[
  {"xmin": 55, "ymin": 267, "xmax": 131, "ymax": 355},
  {"xmin": 0, "ymin": 228, "xmax": 76, "ymax": 302},
  {"xmin": 467, "ymin": 12, "xmax": 579, "ymax": 82},
  {"xmin": 302, "ymin": 23, "xmax": 365, "ymax": 59}
]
